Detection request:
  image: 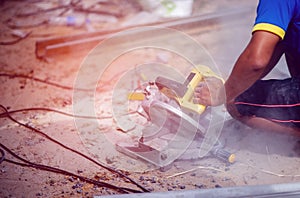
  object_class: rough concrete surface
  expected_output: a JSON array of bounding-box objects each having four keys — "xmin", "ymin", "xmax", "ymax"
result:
[{"xmin": 1, "ymin": 0, "xmax": 299, "ymax": 197}]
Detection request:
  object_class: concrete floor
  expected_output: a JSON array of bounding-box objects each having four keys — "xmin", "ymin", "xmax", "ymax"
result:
[{"xmin": 1, "ymin": 0, "xmax": 299, "ymax": 197}]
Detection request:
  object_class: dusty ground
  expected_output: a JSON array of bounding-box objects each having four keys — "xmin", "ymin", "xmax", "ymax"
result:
[{"xmin": 1, "ymin": 0, "xmax": 300, "ymax": 197}]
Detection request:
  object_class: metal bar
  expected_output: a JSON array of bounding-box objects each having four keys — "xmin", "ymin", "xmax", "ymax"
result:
[
  {"xmin": 35, "ymin": 7, "xmax": 254, "ymax": 59},
  {"xmin": 96, "ymin": 182, "xmax": 300, "ymax": 198}
]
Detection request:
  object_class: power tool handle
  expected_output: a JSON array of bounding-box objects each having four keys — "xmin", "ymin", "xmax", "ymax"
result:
[{"xmin": 214, "ymin": 148, "xmax": 235, "ymax": 163}]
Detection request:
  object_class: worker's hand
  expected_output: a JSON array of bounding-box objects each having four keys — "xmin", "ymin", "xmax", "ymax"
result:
[{"xmin": 193, "ymin": 77, "xmax": 225, "ymax": 106}]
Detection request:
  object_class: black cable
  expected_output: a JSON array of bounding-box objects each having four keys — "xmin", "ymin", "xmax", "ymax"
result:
[
  {"xmin": 0, "ymin": 107, "xmax": 136, "ymax": 120},
  {"xmin": 0, "ymin": 73, "xmax": 93, "ymax": 91},
  {"xmin": 0, "ymin": 107, "xmax": 112, "ymax": 120},
  {"xmin": 73, "ymin": 7, "xmax": 123, "ymax": 18},
  {"xmin": 5, "ymin": 2, "xmax": 72, "ymax": 29},
  {"xmin": 15, "ymin": 5, "xmax": 69, "ymax": 17},
  {"xmin": 0, "ymin": 144, "xmax": 142, "ymax": 194},
  {"xmin": 0, "ymin": 31, "xmax": 32, "ymax": 45},
  {"xmin": 0, "ymin": 105, "xmax": 149, "ymax": 193},
  {"xmin": 6, "ymin": 20, "xmax": 49, "ymax": 29},
  {"xmin": 0, "ymin": 148, "xmax": 5, "ymax": 164}
]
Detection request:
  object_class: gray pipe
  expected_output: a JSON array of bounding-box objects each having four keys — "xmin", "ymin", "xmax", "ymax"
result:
[{"xmin": 97, "ymin": 182, "xmax": 300, "ymax": 198}]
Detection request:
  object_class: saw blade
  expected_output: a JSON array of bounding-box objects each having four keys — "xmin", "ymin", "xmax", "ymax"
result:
[{"xmin": 150, "ymin": 100, "xmax": 206, "ymax": 134}]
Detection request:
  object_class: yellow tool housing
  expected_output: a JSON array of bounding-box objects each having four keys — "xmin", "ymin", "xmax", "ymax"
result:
[{"xmin": 158, "ymin": 65, "xmax": 224, "ymax": 115}]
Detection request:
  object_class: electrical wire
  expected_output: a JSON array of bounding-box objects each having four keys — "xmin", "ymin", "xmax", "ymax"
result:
[
  {"xmin": 0, "ymin": 107, "xmax": 136, "ymax": 120},
  {"xmin": 0, "ymin": 73, "xmax": 93, "ymax": 91},
  {"xmin": 5, "ymin": 0, "xmax": 122, "ymax": 29},
  {"xmin": 15, "ymin": 5, "xmax": 69, "ymax": 17},
  {"xmin": 0, "ymin": 107, "xmax": 112, "ymax": 120},
  {"xmin": 6, "ymin": 20, "xmax": 49, "ymax": 29},
  {"xmin": 0, "ymin": 144, "xmax": 142, "ymax": 194},
  {"xmin": 0, "ymin": 147, "xmax": 4, "ymax": 164},
  {"xmin": 0, "ymin": 105, "xmax": 149, "ymax": 193},
  {"xmin": 5, "ymin": 0, "xmax": 73, "ymax": 29},
  {"xmin": 0, "ymin": 31, "xmax": 32, "ymax": 45},
  {"xmin": 0, "ymin": 69, "xmax": 129, "ymax": 92}
]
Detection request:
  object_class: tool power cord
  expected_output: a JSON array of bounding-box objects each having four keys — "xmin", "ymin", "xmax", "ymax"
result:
[
  {"xmin": 0, "ymin": 144, "xmax": 141, "ymax": 194},
  {"xmin": 0, "ymin": 105, "xmax": 149, "ymax": 193}
]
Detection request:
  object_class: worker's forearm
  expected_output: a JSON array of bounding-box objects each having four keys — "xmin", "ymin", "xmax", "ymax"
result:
[
  {"xmin": 225, "ymin": 54, "xmax": 265, "ymax": 102},
  {"xmin": 224, "ymin": 31, "xmax": 281, "ymax": 103}
]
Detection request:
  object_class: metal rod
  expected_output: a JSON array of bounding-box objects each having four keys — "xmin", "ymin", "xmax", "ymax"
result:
[
  {"xmin": 35, "ymin": 7, "xmax": 254, "ymax": 59},
  {"xmin": 97, "ymin": 182, "xmax": 300, "ymax": 198}
]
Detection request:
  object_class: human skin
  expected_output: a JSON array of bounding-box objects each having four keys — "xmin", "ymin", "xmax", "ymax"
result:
[{"xmin": 194, "ymin": 31, "xmax": 300, "ymax": 135}]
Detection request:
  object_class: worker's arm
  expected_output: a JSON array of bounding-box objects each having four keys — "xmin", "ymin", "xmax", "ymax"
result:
[
  {"xmin": 194, "ymin": 31, "xmax": 282, "ymax": 106},
  {"xmin": 225, "ymin": 31, "xmax": 281, "ymax": 103},
  {"xmin": 224, "ymin": 31, "xmax": 300, "ymax": 135}
]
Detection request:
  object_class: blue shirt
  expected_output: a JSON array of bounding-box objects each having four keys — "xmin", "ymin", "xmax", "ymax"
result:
[{"xmin": 253, "ymin": 0, "xmax": 300, "ymax": 55}]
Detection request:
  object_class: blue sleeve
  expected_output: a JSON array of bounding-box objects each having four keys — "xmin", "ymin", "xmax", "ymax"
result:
[{"xmin": 253, "ymin": 0, "xmax": 296, "ymax": 39}]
